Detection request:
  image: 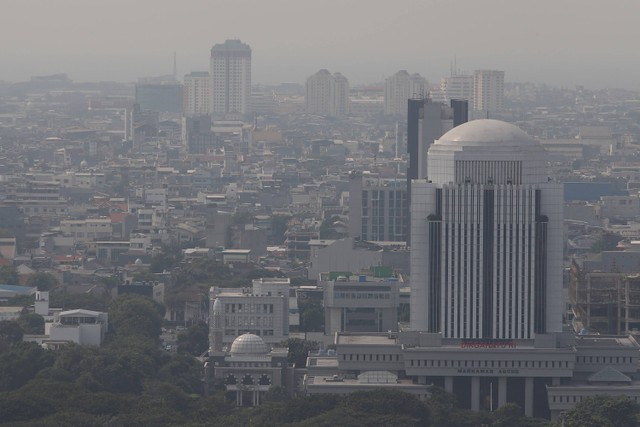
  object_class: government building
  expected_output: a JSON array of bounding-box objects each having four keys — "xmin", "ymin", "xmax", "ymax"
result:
[{"xmin": 304, "ymin": 120, "xmax": 640, "ymax": 421}]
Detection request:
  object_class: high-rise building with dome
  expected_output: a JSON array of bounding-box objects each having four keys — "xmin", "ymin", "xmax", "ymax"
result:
[{"xmin": 410, "ymin": 119, "xmax": 563, "ymax": 339}]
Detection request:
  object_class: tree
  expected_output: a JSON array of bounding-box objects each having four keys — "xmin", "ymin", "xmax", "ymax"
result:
[
  {"xmin": 109, "ymin": 294, "xmax": 164, "ymax": 341},
  {"xmin": 49, "ymin": 291, "xmax": 109, "ymax": 312},
  {"xmin": 0, "ymin": 342, "xmax": 55, "ymax": 391},
  {"xmin": 281, "ymin": 338, "xmax": 320, "ymax": 368},
  {"xmin": 17, "ymin": 313, "xmax": 45, "ymax": 334},
  {"xmin": 299, "ymin": 300, "xmax": 324, "ymax": 332},
  {"xmin": 177, "ymin": 322, "xmax": 209, "ymax": 356},
  {"xmin": 561, "ymin": 394, "xmax": 640, "ymax": 427},
  {"xmin": 0, "ymin": 265, "xmax": 18, "ymax": 285},
  {"xmin": 26, "ymin": 272, "xmax": 59, "ymax": 291},
  {"xmin": 0, "ymin": 320, "xmax": 23, "ymax": 350}
]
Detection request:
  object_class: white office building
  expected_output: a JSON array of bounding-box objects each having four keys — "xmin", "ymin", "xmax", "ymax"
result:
[
  {"xmin": 410, "ymin": 119, "xmax": 563, "ymax": 339},
  {"xmin": 210, "ymin": 39, "xmax": 251, "ymax": 116},
  {"xmin": 473, "ymin": 69, "xmax": 505, "ymax": 114},
  {"xmin": 209, "ymin": 278, "xmax": 290, "ymax": 346},
  {"xmin": 183, "ymin": 71, "xmax": 211, "ymax": 116}
]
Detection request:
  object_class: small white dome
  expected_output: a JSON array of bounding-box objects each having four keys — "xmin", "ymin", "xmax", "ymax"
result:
[{"xmin": 229, "ymin": 333, "xmax": 269, "ymax": 355}]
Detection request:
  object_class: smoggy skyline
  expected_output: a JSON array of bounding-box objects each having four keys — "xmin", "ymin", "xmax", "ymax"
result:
[{"xmin": 2, "ymin": 0, "xmax": 640, "ymax": 89}]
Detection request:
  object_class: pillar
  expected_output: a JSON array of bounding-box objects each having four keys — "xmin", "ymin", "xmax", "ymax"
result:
[
  {"xmin": 524, "ymin": 377, "xmax": 534, "ymax": 417},
  {"xmin": 444, "ymin": 376, "xmax": 454, "ymax": 393},
  {"xmin": 237, "ymin": 390, "xmax": 241, "ymax": 406},
  {"xmin": 498, "ymin": 377, "xmax": 507, "ymax": 408},
  {"xmin": 471, "ymin": 376, "xmax": 480, "ymax": 411}
]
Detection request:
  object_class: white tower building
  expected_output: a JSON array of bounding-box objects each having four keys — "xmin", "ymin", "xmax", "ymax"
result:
[
  {"xmin": 410, "ymin": 119, "xmax": 563, "ymax": 340},
  {"xmin": 473, "ymin": 70, "xmax": 504, "ymax": 114},
  {"xmin": 210, "ymin": 39, "xmax": 251, "ymax": 116},
  {"xmin": 305, "ymin": 69, "xmax": 350, "ymax": 118},
  {"xmin": 384, "ymin": 70, "xmax": 428, "ymax": 117},
  {"xmin": 183, "ymin": 71, "xmax": 211, "ymax": 116}
]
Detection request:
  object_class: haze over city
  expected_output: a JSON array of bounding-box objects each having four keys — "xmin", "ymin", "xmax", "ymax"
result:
[{"xmin": 3, "ymin": 0, "xmax": 640, "ymax": 89}]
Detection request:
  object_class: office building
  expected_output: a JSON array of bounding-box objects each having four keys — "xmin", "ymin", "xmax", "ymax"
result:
[
  {"xmin": 348, "ymin": 171, "xmax": 407, "ymax": 242},
  {"xmin": 384, "ymin": 70, "xmax": 428, "ymax": 117},
  {"xmin": 182, "ymin": 115, "xmax": 215, "ymax": 154},
  {"xmin": 183, "ymin": 71, "xmax": 211, "ymax": 116},
  {"xmin": 208, "ymin": 278, "xmax": 290, "ymax": 346},
  {"xmin": 406, "ymin": 98, "xmax": 468, "ymax": 243},
  {"xmin": 210, "ymin": 39, "xmax": 251, "ymax": 116},
  {"xmin": 135, "ymin": 83, "xmax": 183, "ymax": 114},
  {"xmin": 410, "ymin": 119, "xmax": 563, "ymax": 338},
  {"xmin": 305, "ymin": 70, "xmax": 350, "ymax": 118},
  {"xmin": 322, "ymin": 273, "xmax": 401, "ymax": 335},
  {"xmin": 473, "ymin": 69, "xmax": 504, "ymax": 114},
  {"xmin": 304, "ymin": 120, "xmax": 640, "ymax": 420}
]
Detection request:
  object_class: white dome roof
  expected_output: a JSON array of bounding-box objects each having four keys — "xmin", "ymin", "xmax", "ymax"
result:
[
  {"xmin": 229, "ymin": 333, "xmax": 269, "ymax": 355},
  {"xmin": 437, "ymin": 119, "xmax": 534, "ymax": 147}
]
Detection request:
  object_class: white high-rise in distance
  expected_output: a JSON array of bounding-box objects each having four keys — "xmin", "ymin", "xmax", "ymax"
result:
[
  {"xmin": 384, "ymin": 70, "xmax": 428, "ymax": 117},
  {"xmin": 410, "ymin": 119, "xmax": 563, "ymax": 340},
  {"xmin": 305, "ymin": 69, "xmax": 350, "ymax": 118},
  {"xmin": 210, "ymin": 39, "xmax": 251, "ymax": 116},
  {"xmin": 473, "ymin": 69, "xmax": 504, "ymax": 114},
  {"xmin": 183, "ymin": 71, "xmax": 211, "ymax": 116}
]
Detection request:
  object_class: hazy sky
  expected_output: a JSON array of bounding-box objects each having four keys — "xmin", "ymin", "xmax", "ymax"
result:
[{"xmin": 2, "ymin": 0, "xmax": 640, "ymax": 89}]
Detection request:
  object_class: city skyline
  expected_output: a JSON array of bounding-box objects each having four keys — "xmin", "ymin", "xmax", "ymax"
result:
[{"xmin": 2, "ymin": 0, "xmax": 640, "ymax": 90}]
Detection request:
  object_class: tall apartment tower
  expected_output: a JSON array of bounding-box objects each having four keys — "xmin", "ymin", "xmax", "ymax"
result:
[
  {"xmin": 210, "ymin": 39, "xmax": 251, "ymax": 116},
  {"xmin": 305, "ymin": 69, "xmax": 349, "ymax": 118},
  {"xmin": 331, "ymin": 72, "xmax": 350, "ymax": 118},
  {"xmin": 183, "ymin": 71, "xmax": 211, "ymax": 116},
  {"xmin": 384, "ymin": 70, "xmax": 428, "ymax": 117},
  {"xmin": 410, "ymin": 119, "xmax": 563, "ymax": 339},
  {"xmin": 473, "ymin": 70, "xmax": 504, "ymax": 114}
]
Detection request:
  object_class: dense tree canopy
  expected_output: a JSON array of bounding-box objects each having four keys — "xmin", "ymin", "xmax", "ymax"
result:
[
  {"xmin": 0, "ymin": 265, "xmax": 18, "ymax": 285},
  {"xmin": 560, "ymin": 394, "xmax": 640, "ymax": 427},
  {"xmin": 26, "ymin": 272, "xmax": 59, "ymax": 291},
  {"xmin": 108, "ymin": 294, "xmax": 164, "ymax": 341},
  {"xmin": 17, "ymin": 313, "xmax": 45, "ymax": 334},
  {"xmin": 177, "ymin": 322, "xmax": 209, "ymax": 356}
]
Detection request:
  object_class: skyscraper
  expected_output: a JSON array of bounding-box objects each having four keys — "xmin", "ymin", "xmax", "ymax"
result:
[
  {"xmin": 305, "ymin": 69, "xmax": 350, "ymax": 118},
  {"xmin": 384, "ymin": 70, "xmax": 428, "ymax": 117},
  {"xmin": 210, "ymin": 39, "xmax": 251, "ymax": 116},
  {"xmin": 183, "ymin": 71, "xmax": 211, "ymax": 116},
  {"xmin": 410, "ymin": 119, "xmax": 563, "ymax": 339},
  {"xmin": 473, "ymin": 70, "xmax": 504, "ymax": 114}
]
